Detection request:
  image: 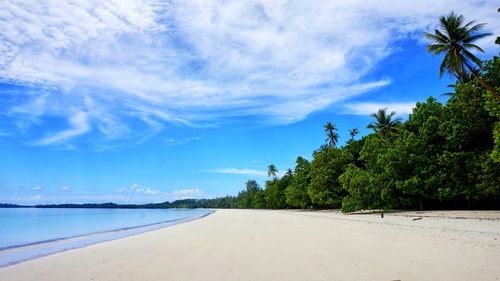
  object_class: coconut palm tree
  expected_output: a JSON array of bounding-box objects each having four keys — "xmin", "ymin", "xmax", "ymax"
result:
[
  {"xmin": 323, "ymin": 121, "xmax": 339, "ymax": 147},
  {"xmin": 497, "ymin": 9, "xmax": 500, "ymax": 45},
  {"xmin": 349, "ymin": 128, "xmax": 359, "ymax": 141},
  {"xmin": 367, "ymin": 108, "xmax": 402, "ymax": 139},
  {"xmin": 424, "ymin": 12, "xmax": 498, "ymax": 100},
  {"xmin": 267, "ymin": 164, "xmax": 278, "ymax": 180}
]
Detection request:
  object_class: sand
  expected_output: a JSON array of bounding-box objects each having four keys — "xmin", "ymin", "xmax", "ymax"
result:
[{"xmin": 1, "ymin": 209, "xmax": 499, "ymax": 281}]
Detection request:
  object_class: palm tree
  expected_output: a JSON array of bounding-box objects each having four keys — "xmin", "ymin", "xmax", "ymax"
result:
[
  {"xmin": 267, "ymin": 164, "xmax": 278, "ymax": 180},
  {"xmin": 349, "ymin": 128, "xmax": 359, "ymax": 141},
  {"xmin": 324, "ymin": 121, "xmax": 339, "ymax": 147},
  {"xmin": 424, "ymin": 12, "xmax": 498, "ymax": 100},
  {"xmin": 367, "ymin": 108, "xmax": 402, "ymax": 139},
  {"xmin": 443, "ymin": 66, "xmax": 477, "ymax": 96},
  {"xmin": 497, "ymin": 9, "xmax": 500, "ymax": 45}
]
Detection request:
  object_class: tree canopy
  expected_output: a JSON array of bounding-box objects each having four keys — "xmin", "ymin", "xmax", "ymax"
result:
[{"xmin": 424, "ymin": 12, "xmax": 498, "ymax": 100}]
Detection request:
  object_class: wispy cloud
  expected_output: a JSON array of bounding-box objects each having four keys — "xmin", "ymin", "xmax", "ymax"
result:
[
  {"xmin": 1, "ymin": 1, "xmax": 498, "ymax": 144},
  {"xmin": 60, "ymin": 186, "xmax": 71, "ymax": 192},
  {"xmin": 172, "ymin": 188, "xmax": 205, "ymax": 200},
  {"xmin": 164, "ymin": 136, "xmax": 201, "ymax": 146},
  {"xmin": 14, "ymin": 195, "xmax": 42, "ymax": 203},
  {"xmin": 32, "ymin": 185, "xmax": 41, "ymax": 191},
  {"xmin": 343, "ymin": 102, "xmax": 416, "ymax": 116},
  {"xmin": 36, "ymin": 111, "xmax": 90, "ymax": 145},
  {"xmin": 115, "ymin": 183, "xmax": 161, "ymax": 195},
  {"xmin": 206, "ymin": 168, "xmax": 268, "ymax": 177}
]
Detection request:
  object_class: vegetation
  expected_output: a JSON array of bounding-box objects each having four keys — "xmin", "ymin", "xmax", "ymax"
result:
[
  {"xmin": 367, "ymin": 108, "xmax": 402, "ymax": 139},
  {"xmin": 424, "ymin": 12, "xmax": 498, "ymax": 100},
  {"xmin": 324, "ymin": 121, "xmax": 339, "ymax": 147},
  {"xmin": 348, "ymin": 128, "xmax": 359, "ymax": 141}
]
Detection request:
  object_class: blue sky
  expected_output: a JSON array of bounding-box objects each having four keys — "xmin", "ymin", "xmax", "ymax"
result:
[{"xmin": 0, "ymin": 0, "xmax": 499, "ymax": 204}]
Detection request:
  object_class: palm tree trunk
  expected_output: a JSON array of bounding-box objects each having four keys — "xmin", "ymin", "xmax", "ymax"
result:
[{"xmin": 464, "ymin": 62, "xmax": 500, "ymax": 101}]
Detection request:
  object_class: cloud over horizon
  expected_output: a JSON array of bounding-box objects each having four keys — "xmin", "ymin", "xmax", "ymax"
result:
[
  {"xmin": 115, "ymin": 183, "xmax": 161, "ymax": 195},
  {"xmin": 60, "ymin": 186, "xmax": 72, "ymax": 192},
  {"xmin": 1, "ymin": 0, "xmax": 499, "ymax": 145},
  {"xmin": 206, "ymin": 168, "xmax": 268, "ymax": 177},
  {"xmin": 343, "ymin": 102, "xmax": 417, "ymax": 116},
  {"xmin": 172, "ymin": 188, "xmax": 205, "ymax": 200}
]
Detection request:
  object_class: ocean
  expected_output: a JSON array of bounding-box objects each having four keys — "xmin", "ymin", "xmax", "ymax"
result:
[{"xmin": 0, "ymin": 208, "xmax": 213, "ymax": 267}]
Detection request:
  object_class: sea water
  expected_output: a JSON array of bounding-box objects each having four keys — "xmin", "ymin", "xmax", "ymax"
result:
[{"xmin": 0, "ymin": 208, "xmax": 213, "ymax": 266}]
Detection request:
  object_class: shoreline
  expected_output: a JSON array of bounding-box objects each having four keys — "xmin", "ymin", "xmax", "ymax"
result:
[
  {"xmin": 1, "ymin": 209, "xmax": 499, "ymax": 281},
  {"xmin": 0, "ymin": 210, "xmax": 214, "ymax": 268}
]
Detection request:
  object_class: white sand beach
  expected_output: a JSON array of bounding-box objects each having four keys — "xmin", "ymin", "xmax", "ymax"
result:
[{"xmin": 1, "ymin": 209, "xmax": 500, "ymax": 281}]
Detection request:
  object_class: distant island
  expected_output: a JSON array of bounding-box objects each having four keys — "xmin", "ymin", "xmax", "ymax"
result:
[{"xmin": 0, "ymin": 199, "xmax": 229, "ymax": 209}]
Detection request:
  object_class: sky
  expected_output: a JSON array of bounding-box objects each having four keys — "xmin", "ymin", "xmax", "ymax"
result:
[{"xmin": 0, "ymin": 0, "xmax": 499, "ymax": 204}]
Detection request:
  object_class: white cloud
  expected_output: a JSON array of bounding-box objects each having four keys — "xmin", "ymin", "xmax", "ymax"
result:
[
  {"xmin": 129, "ymin": 183, "xmax": 140, "ymax": 192},
  {"xmin": 32, "ymin": 185, "xmax": 41, "ymax": 191},
  {"xmin": 1, "ymin": 1, "xmax": 499, "ymax": 144},
  {"xmin": 60, "ymin": 186, "xmax": 71, "ymax": 192},
  {"xmin": 343, "ymin": 102, "xmax": 416, "ymax": 116},
  {"xmin": 206, "ymin": 168, "xmax": 268, "ymax": 177},
  {"xmin": 172, "ymin": 188, "xmax": 204, "ymax": 200},
  {"xmin": 15, "ymin": 195, "xmax": 42, "ymax": 203},
  {"xmin": 143, "ymin": 188, "xmax": 159, "ymax": 195},
  {"xmin": 115, "ymin": 183, "xmax": 161, "ymax": 195},
  {"xmin": 164, "ymin": 136, "xmax": 201, "ymax": 146},
  {"xmin": 36, "ymin": 111, "xmax": 90, "ymax": 145}
]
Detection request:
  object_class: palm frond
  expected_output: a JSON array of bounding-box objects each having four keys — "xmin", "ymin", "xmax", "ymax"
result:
[
  {"xmin": 467, "ymin": 22, "xmax": 487, "ymax": 34},
  {"xmin": 462, "ymin": 49, "xmax": 483, "ymax": 68},
  {"xmin": 463, "ymin": 43, "xmax": 485, "ymax": 53},
  {"xmin": 463, "ymin": 33, "xmax": 492, "ymax": 44}
]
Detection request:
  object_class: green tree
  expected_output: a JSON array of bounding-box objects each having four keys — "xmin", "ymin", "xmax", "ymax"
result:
[
  {"xmin": 236, "ymin": 180, "xmax": 263, "ymax": 208},
  {"xmin": 478, "ymin": 156, "xmax": 500, "ymax": 200},
  {"xmin": 435, "ymin": 64, "xmax": 498, "ymax": 205},
  {"xmin": 496, "ymin": 8, "xmax": 500, "ymax": 45},
  {"xmin": 308, "ymin": 148, "xmax": 352, "ymax": 208},
  {"xmin": 405, "ymin": 97, "xmax": 445, "ymax": 147},
  {"xmin": 367, "ymin": 108, "xmax": 402, "ymax": 139},
  {"xmin": 349, "ymin": 128, "xmax": 359, "ymax": 141},
  {"xmin": 339, "ymin": 135, "xmax": 396, "ymax": 213},
  {"xmin": 481, "ymin": 57, "xmax": 500, "ymax": 163},
  {"xmin": 424, "ymin": 12, "xmax": 498, "ymax": 100},
  {"xmin": 324, "ymin": 121, "xmax": 339, "ymax": 147},
  {"xmin": 339, "ymin": 165, "xmax": 385, "ymax": 213},
  {"xmin": 343, "ymin": 136, "xmax": 367, "ymax": 168},
  {"xmin": 264, "ymin": 170, "xmax": 291, "ymax": 209},
  {"xmin": 383, "ymin": 130, "xmax": 438, "ymax": 210},
  {"xmin": 267, "ymin": 164, "xmax": 278, "ymax": 180},
  {"xmin": 285, "ymin": 156, "xmax": 312, "ymax": 208}
]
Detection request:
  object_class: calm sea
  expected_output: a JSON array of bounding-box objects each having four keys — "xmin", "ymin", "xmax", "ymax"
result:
[{"xmin": 0, "ymin": 208, "xmax": 213, "ymax": 266}]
